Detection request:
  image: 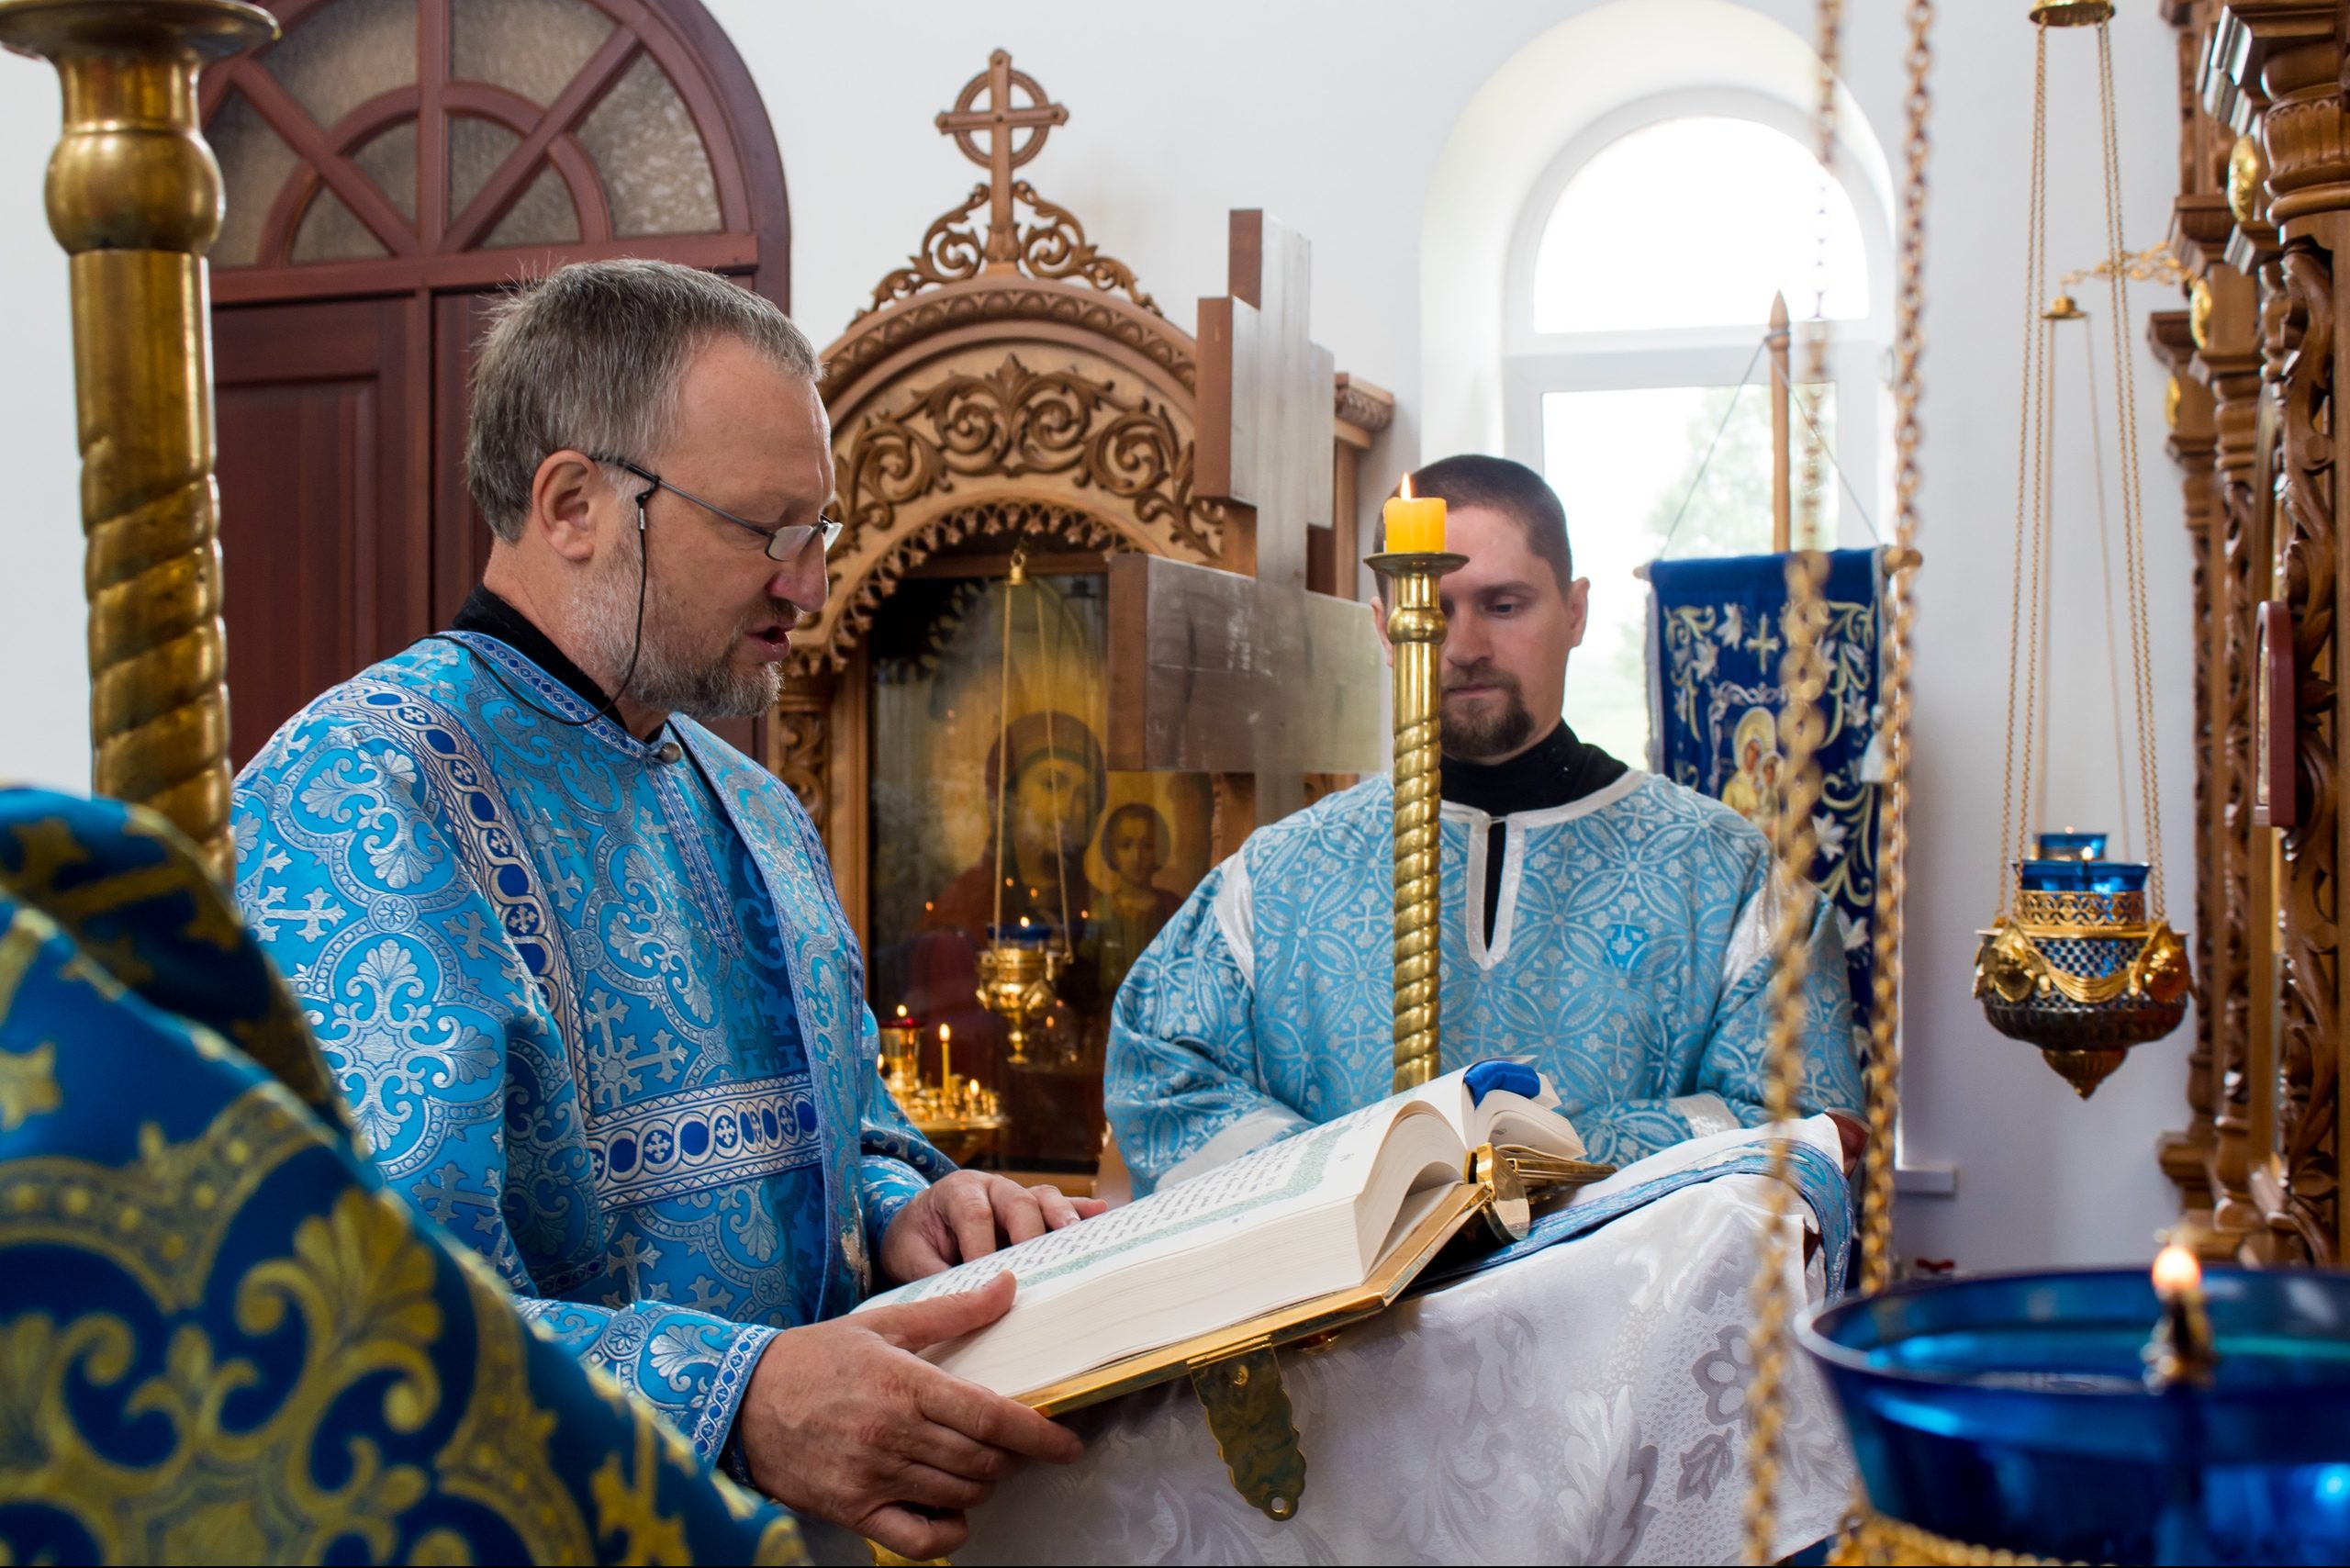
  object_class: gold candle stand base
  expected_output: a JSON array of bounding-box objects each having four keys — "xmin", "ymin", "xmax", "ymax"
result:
[{"xmin": 1367, "ymin": 550, "xmax": 1465, "ymax": 1092}]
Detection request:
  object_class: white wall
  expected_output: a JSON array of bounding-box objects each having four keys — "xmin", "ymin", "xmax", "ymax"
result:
[
  {"xmin": 0, "ymin": 0, "xmax": 2198, "ymax": 1269},
  {"xmin": 0, "ymin": 63, "xmax": 88, "ymax": 794}
]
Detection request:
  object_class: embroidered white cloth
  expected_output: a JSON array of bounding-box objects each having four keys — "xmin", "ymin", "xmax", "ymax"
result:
[{"xmin": 958, "ymin": 1173, "xmax": 1855, "ymax": 1566}]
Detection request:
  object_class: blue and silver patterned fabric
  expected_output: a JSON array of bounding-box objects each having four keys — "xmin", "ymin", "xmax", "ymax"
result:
[
  {"xmin": 0, "ymin": 787, "xmax": 804, "ymax": 1564},
  {"xmin": 1104, "ymin": 771, "xmax": 1862, "ymax": 1194},
  {"xmin": 1425, "ymin": 1132, "xmax": 1854, "ymax": 1294},
  {"xmin": 233, "ymin": 633, "xmax": 955, "ymax": 1461},
  {"xmin": 1648, "ymin": 548, "xmax": 1883, "ymax": 1035}
]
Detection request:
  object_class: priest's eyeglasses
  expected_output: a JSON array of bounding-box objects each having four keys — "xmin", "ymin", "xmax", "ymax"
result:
[{"xmin": 592, "ymin": 454, "xmax": 843, "ymax": 563}]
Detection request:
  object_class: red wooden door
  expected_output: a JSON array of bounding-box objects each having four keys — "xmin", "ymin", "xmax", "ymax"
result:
[
  {"xmin": 201, "ymin": 0, "xmax": 789, "ymax": 757},
  {"xmin": 215, "ymin": 297, "xmax": 427, "ymax": 765}
]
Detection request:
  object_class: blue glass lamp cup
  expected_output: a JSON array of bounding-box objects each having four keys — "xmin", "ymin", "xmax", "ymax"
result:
[
  {"xmin": 986, "ymin": 923, "xmax": 1054, "ymax": 946},
  {"xmin": 1801, "ymin": 1268, "xmax": 2350, "ymax": 1563},
  {"xmin": 2035, "ymin": 831, "xmax": 2110, "ymax": 862},
  {"xmin": 2018, "ymin": 859, "xmax": 2149, "ymax": 894}
]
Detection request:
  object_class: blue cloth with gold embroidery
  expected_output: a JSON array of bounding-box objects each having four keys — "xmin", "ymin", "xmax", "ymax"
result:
[
  {"xmin": 1648, "ymin": 548, "xmax": 1882, "ymax": 1032},
  {"xmin": 1104, "ymin": 772, "xmax": 1862, "ymax": 1194},
  {"xmin": 0, "ymin": 787, "xmax": 804, "ymax": 1563},
  {"xmin": 233, "ymin": 633, "xmax": 954, "ymax": 1462}
]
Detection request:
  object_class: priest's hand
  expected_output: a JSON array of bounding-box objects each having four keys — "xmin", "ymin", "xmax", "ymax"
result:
[
  {"xmin": 880, "ymin": 1169, "xmax": 1108, "ymax": 1282},
  {"xmin": 733, "ymin": 1271, "xmax": 1080, "ymax": 1558}
]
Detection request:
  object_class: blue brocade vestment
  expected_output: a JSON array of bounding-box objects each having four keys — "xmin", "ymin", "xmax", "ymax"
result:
[
  {"xmin": 234, "ymin": 633, "xmax": 954, "ymax": 1460},
  {"xmin": 1105, "ymin": 771, "xmax": 1863, "ymax": 1193},
  {"xmin": 0, "ymin": 787, "xmax": 805, "ymax": 1563}
]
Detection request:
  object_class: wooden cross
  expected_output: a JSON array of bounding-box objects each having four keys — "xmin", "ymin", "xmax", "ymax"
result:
[
  {"xmin": 1106, "ymin": 211, "xmax": 1386, "ymax": 846},
  {"xmin": 935, "ymin": 49, "xmax": 1068, "ymax": 267}
]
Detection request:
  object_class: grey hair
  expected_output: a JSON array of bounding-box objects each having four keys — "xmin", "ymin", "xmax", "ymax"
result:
[{"xmin": 464, "ymin": 258, "xmax": 822, "ymax": 543}]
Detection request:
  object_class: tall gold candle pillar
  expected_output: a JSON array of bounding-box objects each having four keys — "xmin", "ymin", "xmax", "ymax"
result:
[
  {"xmin": 1368, "ymin": 547, "xmax": 1465, "ymax": 1091},
  {"xmin": 0, "ymin": 0, "xmax": 277, "ymax": 881}
]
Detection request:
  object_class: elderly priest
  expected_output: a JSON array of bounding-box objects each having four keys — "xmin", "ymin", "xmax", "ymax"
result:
[
  {"xmin": 1106, "ymin": 454, "xmax": 1865, "ymax": 1193},
  {"xmin": 234, "ymin": 259, "xmax": 1095, "ymax": 1560}
]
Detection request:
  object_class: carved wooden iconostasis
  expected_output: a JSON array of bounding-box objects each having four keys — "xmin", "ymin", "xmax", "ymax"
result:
[
  {"xmin": 791, "ymin": 53, "xmax": 1393, "ymax": 1170},
  {"xmin": 2155, "ymin": 0, "xmax": 2344, "ymax": 1267}
]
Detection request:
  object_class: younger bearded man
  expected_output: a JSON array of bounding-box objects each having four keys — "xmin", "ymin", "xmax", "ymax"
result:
[{"xmin": 1105, "ymin": 454, "xmax": 1863, "ymax": 1192}]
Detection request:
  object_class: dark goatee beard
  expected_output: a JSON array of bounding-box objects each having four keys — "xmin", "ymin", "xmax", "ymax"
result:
[{"xmin": 1441, "ymin": 666, "xmax": 1538, "ymax": 761}]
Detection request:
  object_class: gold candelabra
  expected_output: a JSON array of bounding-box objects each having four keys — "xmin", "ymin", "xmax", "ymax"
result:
[
  {"xmin": 0, "ymin": 0, "xmax": 278, "ymax": 883},
  {"xmin": 878, "ymin": 1011, "xmax": 1008, "ymax": 1164},
  {"xmin": 1367, "ymin": 548, "xmax": 1465, "ymax": 1092}
]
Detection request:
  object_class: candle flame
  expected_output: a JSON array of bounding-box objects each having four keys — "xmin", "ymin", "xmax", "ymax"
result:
[
  {"xmin": 2153, "ymin": 1241, "xmax": 2201, "ymax": 1297},
  {"xmin": 939, "ymin": 1024, "xmax": 951, "ymax": 1044},
  {"xmin": 1019, "ymin": 915, "xmax": 1031, "ymax": 928},
  {"xmin": 894, "ymin": 1003, "xmax": 908, "ymax": 1018},
  {"xmin": 1399, "ymin": 472, "xmax": 1416, "ymax": 501}
]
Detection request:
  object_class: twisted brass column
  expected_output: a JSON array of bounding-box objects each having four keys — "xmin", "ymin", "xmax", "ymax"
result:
[
  {"xmin": 1369, "ymin": 549, "xmax": 1464, "ymax": 1092},
  {"xmin": 0, "ymin": 0, "xmax": 275, "ymax": 881}
]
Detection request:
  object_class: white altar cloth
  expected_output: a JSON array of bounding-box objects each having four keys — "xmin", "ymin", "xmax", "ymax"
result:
[{"xmin": 957, "ymin": 1171, "xmax": 1856, "ymax": 1565}]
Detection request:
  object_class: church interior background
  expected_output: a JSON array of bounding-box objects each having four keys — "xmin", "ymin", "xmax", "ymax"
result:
[
  {"xmin": 13, "ymin": 0, "xmax": 2350, "ymax": 1555},
  {"xmin": 0, "ymin": 0, "xmax": 2206, "ymax": 1275}
]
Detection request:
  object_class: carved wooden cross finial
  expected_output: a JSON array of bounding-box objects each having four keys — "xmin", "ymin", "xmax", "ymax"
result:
[{"xmin": 935, "ymin": 49, "xmax": 1068, "ymax": 266}]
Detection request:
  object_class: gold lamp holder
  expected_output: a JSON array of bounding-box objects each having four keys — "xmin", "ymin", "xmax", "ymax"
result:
[
  {"xmin": 0, "ymin": 0, "xmax": 279, "ymax": 882},
  {"xmin": 1975, "ymin": 1, "xmax": 2188, "ymax": 1093},
  {"xmin": 975, "ymin": 936, "xmax": 1066, "ymax": 1067},
  {"xmin": 1367, "ymin": 548, "xmax": 1466, "ymax": 1092}
]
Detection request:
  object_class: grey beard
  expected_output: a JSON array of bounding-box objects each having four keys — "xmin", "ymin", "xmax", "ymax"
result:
[{"xmin": 574, "ymin": 545, "xmax": 783, "ymax": 722}]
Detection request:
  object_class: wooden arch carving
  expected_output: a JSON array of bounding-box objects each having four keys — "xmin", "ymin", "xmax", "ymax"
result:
[
  {"xmin": 198, "ymin": 0, "xmax": 789, "ymax": 303},
  {"xmin": 784, "ymin": 51, "xmax": 1391, "ymax": 938}
]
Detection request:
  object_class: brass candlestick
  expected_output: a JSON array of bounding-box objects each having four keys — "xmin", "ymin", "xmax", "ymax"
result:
[
  {"xmin": 1368, "ymin": 549, "xmax": 1466, "ymax": 1092},
  {"xmin": 0, "ymin": 0, "xmax": 277, "ymax": 882}
]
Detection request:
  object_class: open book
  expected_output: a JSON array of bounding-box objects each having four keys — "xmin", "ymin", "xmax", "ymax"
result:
[{"xmin": 855, "ymin": 1067, "xmax": 1603, "ymax": 1406}]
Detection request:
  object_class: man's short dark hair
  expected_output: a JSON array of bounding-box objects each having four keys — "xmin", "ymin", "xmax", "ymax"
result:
[{"xmin": 1377, "ymin": 454, "xmax": 1573, "ymax": 591}]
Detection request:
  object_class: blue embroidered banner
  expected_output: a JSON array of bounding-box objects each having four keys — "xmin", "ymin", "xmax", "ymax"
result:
[{"xmin": 1648, "ymin": 548, "xmax": 1882, "ymax": 1033}]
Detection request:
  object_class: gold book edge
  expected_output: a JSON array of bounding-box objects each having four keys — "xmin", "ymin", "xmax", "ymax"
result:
[{"xmin": 1017, "ymin": 1177, "xmax": 1493, "ymax": 1417}]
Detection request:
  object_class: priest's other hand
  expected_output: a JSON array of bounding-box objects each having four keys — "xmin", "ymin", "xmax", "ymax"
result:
[
  {"xmin": 881, "ymin": 1168, "xmax": 1109, "ymax": 1282},
  {"xmin": 734, "ymin": 1271, "xmax": 1080, "ymax": 1557}
]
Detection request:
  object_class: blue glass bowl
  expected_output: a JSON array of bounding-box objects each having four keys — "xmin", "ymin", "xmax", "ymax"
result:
[
  {"xmin": 2018, "ymin": 858, "xmax": 2151, "ymax": 894},
  {"xmin": 1802, "ymin": 1269, "xmax": 2350, "ymax": 1562}
]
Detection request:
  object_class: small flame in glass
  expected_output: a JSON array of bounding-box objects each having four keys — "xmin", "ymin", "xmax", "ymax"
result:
[
  {"xmin": 1019, "ymin": 915, "xmax": 1031, "ymax": 928},
  {"xmin": 894, "ymin": 1003, "xmax": 908, "ymax": 1019},
  {"xmin": 2153, "ymin": 1241, "xmax": 2202, "ymax": 1299}
]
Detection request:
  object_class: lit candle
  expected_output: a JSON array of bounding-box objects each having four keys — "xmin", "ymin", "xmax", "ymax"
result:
[
  {"xmin": 2146, "ymin": 1241, "xmax": 2216, "ymax": 1388},
  {"xmin": 1383, "ymin": 472, "xmax": 1446, "ymax": 554},
  {"xmin": 939, "ymin": 1022, "xmax": 953, "ymax": 1089}
]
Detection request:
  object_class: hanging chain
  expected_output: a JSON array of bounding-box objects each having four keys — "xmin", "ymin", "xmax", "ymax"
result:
[
  {"xmin": 2095, "ymin": 19, "xmax": 2166, "ymax": 913},
  {"xmin": 1035, "ymin": 578, "xmax": 1075, "ymax": 957},
  {"xmin": 1860, "ymin": 0, "xmax": 1933, "ymax": 1302},
  {"xmin": 2076, "ymin": 319, "xmax": 2137, "ymax": 861},
  {"xmin": 989, "ymin": 549, "xmax": 1025, "ymax": 941},
  {"xmin": 1742, "ymin": 3, "xmax": 1842, "ymax": 1561},
  {"xmin": 1998, "ymin": 27, "xmax": 2053, "ymax": 913}
]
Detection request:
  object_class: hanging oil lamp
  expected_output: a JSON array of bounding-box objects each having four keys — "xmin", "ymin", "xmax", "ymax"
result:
[
  {"xmin": 1971, "ymin": 0, "xmax": 2189, "ymax": 1097},
  {"xmin": 974, "ymin": 547, "xmax": 1073, "ymax": 1066}
]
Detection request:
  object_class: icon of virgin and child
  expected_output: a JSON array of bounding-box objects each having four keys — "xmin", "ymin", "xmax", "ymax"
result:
[{"xmin": 885, "ymin": 707, "xmax": 1192, "ymax": 1162}]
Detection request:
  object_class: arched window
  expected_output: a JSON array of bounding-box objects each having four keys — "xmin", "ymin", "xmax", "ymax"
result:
[{"xmin": 1504, "ymin": 95, "xmax": 1892, "ymax": 766}]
